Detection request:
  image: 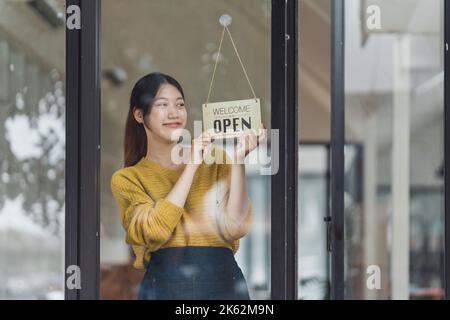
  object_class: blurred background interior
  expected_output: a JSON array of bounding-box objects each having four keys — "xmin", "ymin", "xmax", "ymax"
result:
[{"xmin": 0, "ymin": 0, "xmax": 445, "ymax": 300}]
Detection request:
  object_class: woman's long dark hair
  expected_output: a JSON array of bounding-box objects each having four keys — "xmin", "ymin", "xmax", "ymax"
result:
[{"xmin": 124, "ymin": 72, "xmax": 185, "ymax": 167}]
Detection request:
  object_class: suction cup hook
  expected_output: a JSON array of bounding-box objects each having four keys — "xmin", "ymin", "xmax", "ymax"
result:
[{"xmin": 219, "ymin": 14, "xmax": 232, "ymax": 27}]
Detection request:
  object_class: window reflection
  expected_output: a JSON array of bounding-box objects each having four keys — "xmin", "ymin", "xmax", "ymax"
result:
[
  {"xmin": 101, "ymin": 0, "xmax": 271, "ymax": 300},
  {"xmin": 298, "ymin": 145, "xmax": 330, "ymax": 300},
  {"xmin": 344, "ymin": 0, "xmax": 445, "ymax": 299},
  {"xmin": 0, "ymin": 0, "xmax": 66, "ymax": 299}
]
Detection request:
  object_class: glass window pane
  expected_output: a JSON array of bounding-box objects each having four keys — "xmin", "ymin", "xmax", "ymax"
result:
[
  {"xmin": 298, "ymin": 145, "xmax": 330, "ymax": 300},
  {"xmin": 0, "ymin": 0, "xmax": 66, "ymax": 299},
  {"xmin": 298, "ymin": 0, "xmax": 332, "ymax": 300},
  {"xmin": 344, "ymin": 0, "xmax": 445, "ymax": 299},
  {"xmin": 101, "ymin": 0, "xmax": 271, "ymax": 300}
]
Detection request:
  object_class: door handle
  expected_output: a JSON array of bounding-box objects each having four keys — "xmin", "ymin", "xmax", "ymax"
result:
[{"xmin": 324, "ymin": 216, "xmax": 332, "ymax": 252}]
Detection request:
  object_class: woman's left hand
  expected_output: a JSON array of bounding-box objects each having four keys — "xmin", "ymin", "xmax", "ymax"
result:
[{"xmin": 234, "ymin": 123, "xmax": 267, "ymax": 163}]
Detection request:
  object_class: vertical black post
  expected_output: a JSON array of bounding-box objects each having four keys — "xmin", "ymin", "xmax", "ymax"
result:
[
  {"xmin": 65, "ymin": 0, "xmax": 81, "ymax": 301},
  {"xmin": 445, "ymin": 0, "xmax": 450, "ymax": 301},
  {"xmin": 330, "ymin": 0, "xmax": 345, "ymax": 300},
  {"xmin": 78, "ymin": 0, "xmax": 101, "ymax": 300},
  {"xmin": 65, "ymin": 0, "xmax": 101, "ymax": 300},
  {"xmin": 286, "ymin": 0, "xmax": 298, "ymax": 300},
  {"xmin": 271, "ymin": 0, "xmax": 298, "ymax": 300}
]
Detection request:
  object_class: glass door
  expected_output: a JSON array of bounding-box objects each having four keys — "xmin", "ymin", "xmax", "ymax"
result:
[
  {"xmin": 99, "ymin": 0, "xmax": 273, "ymax": 300},
  {"xmin": 65, "ymin": 0, "xmax": 294, "ymax": 300},
  {"xmin": 342, "ymin": 0, "xmax": 446, "ymax": 299},
  {"xmin": 0, "ymin": 0, "xmax": 66, "ymax": 299},
  {"xmin": 297, "ymin": 0, "xmax": 332, "ymax": 300}
]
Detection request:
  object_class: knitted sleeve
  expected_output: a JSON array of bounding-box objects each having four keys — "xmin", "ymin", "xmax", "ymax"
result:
[
  {"xmin": 110, "ymin": 170, "xmax": 185, "ymax": 251},
  {"xmin": 215, "ymin": 148, "xmax": 253, "ymax": 242}
]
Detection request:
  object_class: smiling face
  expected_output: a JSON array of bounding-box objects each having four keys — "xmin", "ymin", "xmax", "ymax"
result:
[{"xmin": 134, "ymin": 83, "xmax": 187, "ymax": 143}]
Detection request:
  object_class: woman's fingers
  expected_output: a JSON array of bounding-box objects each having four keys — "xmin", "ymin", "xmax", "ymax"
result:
[
  {"xmin": 247, "ymin": 135, "xmax": 257, "ymax": 150},
  {"xmin": 258, "ymin": 129, "xmax": 267, "ymax": 145},
  {"xmin": 256, "ymin": 123, "xmax": 267, "ymax": 145},
  {"xmin": 189, "ymin": 129, "xmax": 219, "ymax": 165},
  {"xmin": 238, "ymin": 129, "xmax": 258, "ymax": 156},
  {"xmin": 199, "ymin": 129, "xmax": 214, "ymax": 140},
  {"xmin": 204, "ymin": 142, "xmax": 213, "ymax": 156},
  {"xmin": 194, "ymin": 129, "xmax": 213, "ymax": 143}
]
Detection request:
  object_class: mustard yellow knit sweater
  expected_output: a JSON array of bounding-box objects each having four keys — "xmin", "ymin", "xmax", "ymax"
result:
[{"xmin": 110, "ymin": 148, "xmax": 252, "ymax": 269}]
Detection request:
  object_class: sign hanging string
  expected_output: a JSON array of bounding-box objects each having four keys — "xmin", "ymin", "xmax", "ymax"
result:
[{"xmin": 206, "ymin": 23, "xmax": 257, "ymax": 103}]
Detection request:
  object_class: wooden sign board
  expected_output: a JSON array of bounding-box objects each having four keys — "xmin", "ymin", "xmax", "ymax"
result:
[{"xmin": 202, "ymin": 98, "xmax": 261, "ymax": 139}]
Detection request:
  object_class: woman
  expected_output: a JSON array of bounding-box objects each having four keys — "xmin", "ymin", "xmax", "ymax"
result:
[{"xmin": 111, "ymin": 72, "xmax": 265, "ymax": 300}]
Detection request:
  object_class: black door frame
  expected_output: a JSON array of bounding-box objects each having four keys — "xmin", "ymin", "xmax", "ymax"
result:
[
  {"xmin": 330, "ymin": 0, "xmax": 345, "ymax": 301},
  {"xmin": 65, "ymin": 0, "xmax": 298, "ymax": 300},
  {"xmin": 65, "ymin": 0, "xmax": 101, "ymax": 300},
  {"xmin": 271, "ymin": 0, "xmax": 298, "ymax": 300}
]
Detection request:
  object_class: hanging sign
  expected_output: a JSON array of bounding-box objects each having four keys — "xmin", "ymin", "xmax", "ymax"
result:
[
  {"xmin": 202, "ymin": 99, "xmax": 261, "ymax": 139},
  {"xmin": 202, "ymin": 14, "xmax": 262, "ymax": 139}
]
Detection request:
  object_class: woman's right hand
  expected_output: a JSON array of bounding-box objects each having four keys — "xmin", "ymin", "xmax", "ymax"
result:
[
  {"xmin": 166, "ymin": 130, "xmax": 215, "ymax": 209},
  {"xmin": 189, "ymin": 130, "xmax": 214, "ymax": 167}
]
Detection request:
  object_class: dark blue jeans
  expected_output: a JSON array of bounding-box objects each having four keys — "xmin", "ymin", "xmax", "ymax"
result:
[{"xmin": 138, "ymin": 246, "xmax": 250, "ymax": 300}]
